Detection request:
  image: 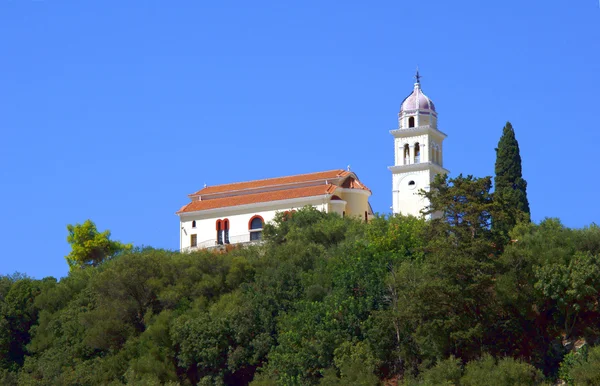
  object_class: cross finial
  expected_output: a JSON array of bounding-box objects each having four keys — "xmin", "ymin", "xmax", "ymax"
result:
[{"xmin": 414, "ymin": 67, "xmax": 421, "ymax": 84}]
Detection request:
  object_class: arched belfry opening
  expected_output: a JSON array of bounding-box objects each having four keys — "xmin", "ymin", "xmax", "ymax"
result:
[
  {"xmin": 414, "ymin": 143, "xmax": 420, "ymax": 163},
  {"xmin": 408, "ymin": 116, "xmax": 415, "ymax": 128},
  {"xmin": 403, "ymin": 144, "xmax": 410, "ymax": 165}
]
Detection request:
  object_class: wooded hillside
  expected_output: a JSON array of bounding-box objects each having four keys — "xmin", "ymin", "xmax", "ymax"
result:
[{"xmin": 2, "ymin": 177, "xmax": 600, "ymax": 385}]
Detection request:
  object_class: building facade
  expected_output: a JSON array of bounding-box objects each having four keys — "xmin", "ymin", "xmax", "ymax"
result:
[
  {"xmin": 389, "ymin": 72, "xmax": 449, "ymax": 218},
  {"xmin": 177, "ymin": 169, "xmax": 372, "ymax": 251}
]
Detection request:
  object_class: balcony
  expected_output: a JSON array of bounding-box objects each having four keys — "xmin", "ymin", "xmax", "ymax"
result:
[{"xmin": 182, "ymin": 233, "xmax": 262, "ymax": 253}]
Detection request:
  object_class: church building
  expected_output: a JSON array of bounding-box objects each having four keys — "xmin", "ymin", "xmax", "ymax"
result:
[
  {"xmin": 177, "ymin": 169, "xmax": 373, "ymax": 251},
  {"xmin": 177, "ymin": 71, "xmax": 448, "ymax": 251}
]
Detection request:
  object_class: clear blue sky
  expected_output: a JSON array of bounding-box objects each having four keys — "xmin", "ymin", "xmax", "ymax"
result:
[{"xmin": 1, "ymin": 1, "xmax": 598, "ymax": 279}]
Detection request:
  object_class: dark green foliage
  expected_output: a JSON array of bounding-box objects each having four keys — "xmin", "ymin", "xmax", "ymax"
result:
[
  {"xmin": 559, "ymin": 345, "xmax": 600, "ymax": 385},
  {"xmin": 0, "ymin": 274, "xmax": 46, "ymax": 374},
  {"xmin": 418, "ymin": 175, "xmax": 502, "ymax": 361},
  {"xmin": 4, "ymin": 204, "xmax": 600, "ymax": 385},
  {"xmin": 494, "ymin": 122, "xmax": 531, "ymax": 236}
]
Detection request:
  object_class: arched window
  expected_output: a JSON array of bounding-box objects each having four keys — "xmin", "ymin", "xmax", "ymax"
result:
[
  {"xmin": 403, "ymin": 144, "xmax": 410, "ymax": 165},
  {"xmin": 223, "ymin": 219, "xmax": 230, "ymax": 244},
  {"xmin": 364, "ymin": 211, "xmax": 368, "ymax": 223},
  {"xmin": 414, "ymin": 143, "xmax": 420, "ymax": 163},
  {"xmin": 191, "ymin": 220, "xmax": 196, "ymax": 228},
  {"xmin": 408, "ymin": 116, "xmax": 415, "ymax": 128},
  {"xmin": 249, "ymin": 215, "xmax": 264, "ymax": 241},
  {"xmin": 216, "ymin": 220, "xmax": 223, "ymax": 245}
]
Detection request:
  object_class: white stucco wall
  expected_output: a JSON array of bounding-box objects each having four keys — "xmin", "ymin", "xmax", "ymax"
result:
[
  {"xmin": 179, "ymin": 197, "xmax": 330, "ymax": 251},
  {"xmin": 390, "ymin": 123, "xmax": 448, "ymax": 218},
  {"xmin": 392, "ymin": 169, "xmax": 432, "ymax": 218}
]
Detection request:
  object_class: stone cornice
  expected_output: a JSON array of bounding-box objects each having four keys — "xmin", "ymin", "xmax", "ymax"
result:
[
  {"xmin": 389, "ymin": 125, "xmax": 447, "ymax": 139},
  {"xmin": 388, "ymin": 162, "xmax": 449, "ymax": 175}
]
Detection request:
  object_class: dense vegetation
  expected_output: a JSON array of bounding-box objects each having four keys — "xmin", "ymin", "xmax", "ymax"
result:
[
  {"xmin": 2, "ymin": 179, "xmax": 600, "ymax": 385},
  {"xmin": 2, "ymin": 124, "xmax": 599, "ymax": 385}
]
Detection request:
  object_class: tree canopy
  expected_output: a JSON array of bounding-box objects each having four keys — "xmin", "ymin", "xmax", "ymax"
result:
[
  {"xmin": 494, "ymin": 121, "xmax": 531, "ymax": 236},
  {"xmin": 1, "ymin": 201, "xmax": 600, "ymax": 385},
  {"xmin": 65, "ymin": 219, "xmax": 132, "ymax": 270}
]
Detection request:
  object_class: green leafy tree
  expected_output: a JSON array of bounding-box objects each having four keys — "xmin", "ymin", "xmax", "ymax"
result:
[
  {"xmin": 422, "ymin": 174, "xmax": 500, "ymax": 247},
  {"xmin": 534, "ymin": 252, "xmax": 600, "ymax": 339},
  {"xmin": 559, "ymin": 344, "xmax": 600, "ymax": 385},
  {"xmin": 461, "ymin": 355, "xmax": 545, "ymax": 386},
  {"xmin": 0, "ymin": 275, "xmax": 46, "ymax": 375},
  {"xmin": 319, "ymin": 341, "xmax": 380, "ymax": 385},
  {"xmin": 401, "ymin": 356, "xmax": 462, "ymax": 386},
  {"xmin": 65, "ymin": 219, "xmax": 132, "ymax": 269},
  {"xmin": 417, "ymin": 175, "xmax": 502, "ymax": 361},
  {"xmin": 494, "ymin": 122, "xmax": 531, "ymax": 236}
]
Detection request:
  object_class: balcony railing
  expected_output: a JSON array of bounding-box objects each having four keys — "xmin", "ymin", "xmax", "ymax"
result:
[{"xmin": 183, "ymin": 233, "xmax": 259, "ymax": 253}]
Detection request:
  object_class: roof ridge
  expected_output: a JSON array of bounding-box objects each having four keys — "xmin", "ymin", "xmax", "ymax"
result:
[
  {"xmin": 178, "ymin": 183, "xmax": 340, "ymax": 214},
  {"xmin": 191, "ymin": 169, "xmax": 348, "ymax": 195}
]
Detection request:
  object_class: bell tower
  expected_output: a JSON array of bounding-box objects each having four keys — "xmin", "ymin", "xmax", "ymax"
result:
[{"xmin": 389, "ymin": 71, "xmax": 449, "ymax": 218}]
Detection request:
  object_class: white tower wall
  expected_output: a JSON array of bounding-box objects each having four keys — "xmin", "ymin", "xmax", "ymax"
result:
[{"xmin": 389, "ymin": 74, "xmax": 449, "ymax": 218}]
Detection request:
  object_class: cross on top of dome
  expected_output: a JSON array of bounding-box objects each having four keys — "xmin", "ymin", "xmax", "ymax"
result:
[
  {"xmin": 414, "ymin": 68, "xmax": 422, "ymax": 84},
  {"xmin": 400, "ymin": 70, "xmax": 436, "ymax": 113}
]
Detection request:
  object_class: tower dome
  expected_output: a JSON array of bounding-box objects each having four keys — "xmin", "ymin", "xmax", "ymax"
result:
[
  {"xmin": 400, "ymin": 82, "xmax": 436, "ymax": 112},
  {"xmin": 398, "ymin": 70, "xmax": 438, "ymax": 130}
]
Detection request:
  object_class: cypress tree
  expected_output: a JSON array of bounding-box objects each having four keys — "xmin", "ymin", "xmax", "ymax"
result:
[{"xmin": 494, "ymin": 122, "xmax": 530, "ymax": 235}]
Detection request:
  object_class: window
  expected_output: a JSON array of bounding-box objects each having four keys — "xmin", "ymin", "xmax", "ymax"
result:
[
  {"xmin": 364, "ymin": 211, "xmax": 368, "ymax": 223},
  {"xmin": 408, "ymin": 180, "xmax": 415, "ymax": 186},
  {"xmin": 191, "ymin": 220, "xmax": 196, "ymax": 228},
  {"xmin": 216, "ymin": 220, "xmax": 223, "ymax": 245},
  {"xmin": 408, "ymin": 116, "xmax": 415, "ymax": 128},
  {"xmin": 223, "ymin": 219, "xmax": 230, "ymax": 244},
  {"xmin": 414, "ymin": 143, "xmax": 420, "ymax": 163},
  {"xmin": 403, "ymin": 144, "xmax": 410, "ymax": 165},
  {"xmin": 249, "ymin": 215, "xmax": 264, "ymax": 241},
  {"xmin": 190, "ymin": 234, "xmax": 197, "ymax": 247}
]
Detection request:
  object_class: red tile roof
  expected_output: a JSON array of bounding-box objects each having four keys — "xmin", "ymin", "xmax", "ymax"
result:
[
  {"xmin": 178, "ymin": 184, "xmax": 338, "ymax": 214},
  {"xmin": 340, "ymin": 177, "xmax": 370, "ymax": 191},
  {"xmin": 190, "ymin": 169, "xmax": 351, "ymax": 196}
]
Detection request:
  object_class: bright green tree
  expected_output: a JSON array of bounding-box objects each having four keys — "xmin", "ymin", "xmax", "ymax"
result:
[
  {"xmin": 65, "ymin": 220, "xmax": 132, "ymax": 270},
  {"xmin": 494, "ymin": 121, "xmax": 531, "ymax": 236}
]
